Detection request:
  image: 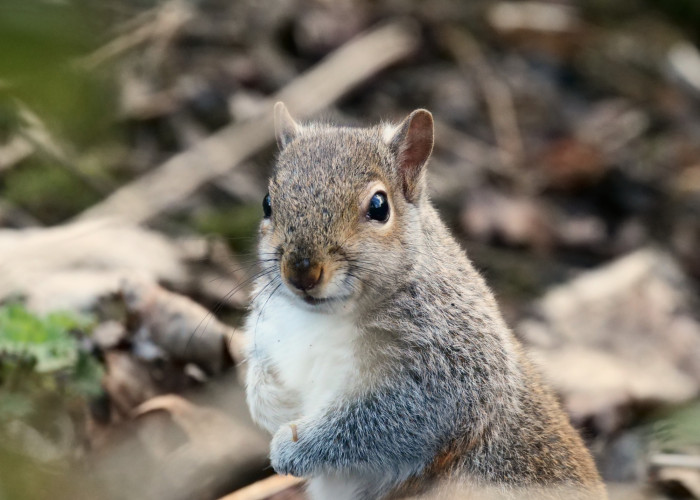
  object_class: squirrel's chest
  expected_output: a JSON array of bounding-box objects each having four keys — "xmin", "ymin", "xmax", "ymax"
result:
[{"xmin": 248, "ymin": 296, "xmax": 359, "ymax": 416}]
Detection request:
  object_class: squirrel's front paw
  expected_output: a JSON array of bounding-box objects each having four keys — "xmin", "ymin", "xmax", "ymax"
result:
[{"xmin": 270, "ymin": 423, "xmax": 309, "ymax": 477}]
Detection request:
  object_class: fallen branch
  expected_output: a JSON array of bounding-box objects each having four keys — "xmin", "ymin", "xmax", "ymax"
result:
[
  {"xmin": 217, "ymin": 475, "xmax": 305, "ymax": 500},
  {"xmin": 650, "ymin": 454, "xmax": 700, "ymax": 470},
  {"xmin": 76, "ymin": 20, "xmax": 419, "ymax": 224}
]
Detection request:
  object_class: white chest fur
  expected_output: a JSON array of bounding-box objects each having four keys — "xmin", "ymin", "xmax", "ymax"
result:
[{"xmin": 246, "ymin": 294, "xmax": 359, "ymax": 418}]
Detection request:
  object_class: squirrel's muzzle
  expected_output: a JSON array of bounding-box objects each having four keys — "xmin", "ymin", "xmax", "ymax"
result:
[{"xmin": 283, "ymin": 256, "xmax": 323, "ymax": 292}]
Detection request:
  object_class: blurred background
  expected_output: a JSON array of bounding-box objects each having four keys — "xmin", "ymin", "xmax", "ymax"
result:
[{"xmin": 1, "ymin": 0, "xmax": 700, "ymax": 498}]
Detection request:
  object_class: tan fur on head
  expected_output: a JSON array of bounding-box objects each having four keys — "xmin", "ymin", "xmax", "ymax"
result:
[{"xmin": 263, "ymin": 104, "xmax": 434, "ymax": 312}]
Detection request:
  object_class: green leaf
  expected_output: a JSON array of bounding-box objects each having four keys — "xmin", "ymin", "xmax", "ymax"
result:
[
  {"xmin": 0, "ymin": 304, "xmax": 91, "ymax": 373},
  {"xmin": 647, "ymin": 400, "xmax": 700, "ymax": 454},
  {"xmin": 70, "ymin": 352, "xmax": 103, "ymax": 397}
]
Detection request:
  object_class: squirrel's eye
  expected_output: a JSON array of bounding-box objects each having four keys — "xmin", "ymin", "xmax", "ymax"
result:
[
  {"xmin": 367, "ymin": 192, "xmax": 389, "ymax": 222},
  {"xmin": 262, "ymin": 193, "xmax": 272, "ymax": 218}
]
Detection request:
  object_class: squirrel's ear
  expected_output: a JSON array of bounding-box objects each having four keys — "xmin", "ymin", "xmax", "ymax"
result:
[
  {"xmin": 274, "ymin": 102, "xmax": 300, "ymax": 150},
  {"xmin": 387, "ymin": 109, "xmax": 434, "ymax": 202}
]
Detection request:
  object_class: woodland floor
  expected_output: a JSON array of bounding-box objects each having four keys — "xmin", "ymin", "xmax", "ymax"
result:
[{"xmin": 1, "ymin": 0, "xmax": 700, "ymax": 499}]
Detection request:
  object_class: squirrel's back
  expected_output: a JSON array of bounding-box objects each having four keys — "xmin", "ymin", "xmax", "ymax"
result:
[{"xmin": 360, "ymin": 202, "xmax": 604, "ymax": 498}]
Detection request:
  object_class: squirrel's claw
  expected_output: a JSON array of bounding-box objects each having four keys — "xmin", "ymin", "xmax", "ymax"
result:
[{"xmin": 270, "ymin": 422, "xmax": 307, "ymax": 477}]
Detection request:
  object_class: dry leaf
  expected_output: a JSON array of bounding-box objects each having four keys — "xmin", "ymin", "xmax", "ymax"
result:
[{"xmin": 518, "ymin": 249, "xmax": 700, "ymax": 433}]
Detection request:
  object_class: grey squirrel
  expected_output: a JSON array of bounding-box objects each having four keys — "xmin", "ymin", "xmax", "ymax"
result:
[{"xmin": 244, "ymin": 103, "xmax": 606, "ymax": 499}]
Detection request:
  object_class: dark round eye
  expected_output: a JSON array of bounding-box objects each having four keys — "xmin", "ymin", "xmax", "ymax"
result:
[
  {"xmin": 367, "ymin": 192, "xmax": 389, "ymax": 222},
  {"xmin": 262, "ymin": 193, "xmax": 272, "ymax": 218}
]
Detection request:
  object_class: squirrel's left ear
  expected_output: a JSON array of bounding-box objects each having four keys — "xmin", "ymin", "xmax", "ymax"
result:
[
  {"xmin": 387, "ymin": 109, "xmax": 434, "ymax": 203},
  {"xmin": 274, "ymin": 102, "xmax": 300, "ymax": 150}
]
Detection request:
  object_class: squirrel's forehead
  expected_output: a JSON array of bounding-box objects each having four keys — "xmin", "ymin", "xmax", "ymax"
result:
[
  {"xmin": 269, "ymin": 167, "xmax": 370, "ymax": 209},
  {"xmin": 270, "ymin": 135, "xmax": 387, "ymax": 199}
]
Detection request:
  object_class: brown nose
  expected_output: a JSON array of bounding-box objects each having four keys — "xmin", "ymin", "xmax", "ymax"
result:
[{"xmin": 286, "ymin": 258, "xmax": 323, "ymax": 291}]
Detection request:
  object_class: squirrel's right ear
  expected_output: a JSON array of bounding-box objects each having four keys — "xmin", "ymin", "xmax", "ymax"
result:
[
  {"xmin": 274, "ymin": 102, "xmax": 300, "ymax": 150},
  {"xmin": 387, "ymin": 109, "xmax": 434, "ymax": 203}
]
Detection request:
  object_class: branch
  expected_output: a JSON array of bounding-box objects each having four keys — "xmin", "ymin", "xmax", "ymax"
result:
[
  {"xmin": 217, "ymin": 475, "xmax": 304, "ymax": 500},
  {"xmin": 77, "ymin": 20, "xmax": 419, "ymax": 224}
]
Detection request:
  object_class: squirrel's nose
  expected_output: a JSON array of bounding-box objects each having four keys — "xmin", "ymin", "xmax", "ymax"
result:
[{"xmin": 286, "ymin": 258, "xmax": 323, "ymax": 291}]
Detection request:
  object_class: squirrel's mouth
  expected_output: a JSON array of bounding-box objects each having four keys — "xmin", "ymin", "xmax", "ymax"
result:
[
  {"xmin": 300, "ymin": 292, "xmax": 352, "ymax": 308},
  {"xmin": 302, "ymin": 294, "xmax": 333, "ymax": 306}
]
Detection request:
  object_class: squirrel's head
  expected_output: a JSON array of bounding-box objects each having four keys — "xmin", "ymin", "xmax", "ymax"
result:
[{"xmin": 257, "ymin": 102, "xmax": 433, "ymax": 313}]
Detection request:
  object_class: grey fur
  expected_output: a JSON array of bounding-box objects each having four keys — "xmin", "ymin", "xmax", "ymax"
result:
[{"xmin": 246, "ymin": 105, "xmax": 606, "ymax": 499}]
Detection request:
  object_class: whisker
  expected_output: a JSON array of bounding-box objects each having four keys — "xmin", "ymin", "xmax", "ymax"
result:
[
  {"xmin": 187, "ymin": 266, "xmax": 278, "ymax": 349},
  {"xmin": 253, "ymin": 278, "xmax": 284, "ymax": 351},
  {"xmin": 222, "ymin": 258, "xmax": 279, "ymax": 276}
]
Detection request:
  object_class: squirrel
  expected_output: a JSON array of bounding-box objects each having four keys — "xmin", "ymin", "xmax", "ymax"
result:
[{"xmin": 243, "ymin": 102, "xmax": 607, "ymax": 500}]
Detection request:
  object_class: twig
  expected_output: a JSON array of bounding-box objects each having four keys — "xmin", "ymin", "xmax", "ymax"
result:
[
  {"xmin": 16, "ymin": 106, "xmax": 112, "ymax": 194},
  {"xmin": 441, "ymin": 26, "xmax": 524, "ymax": 174},
  {"xmin": 487, "ymin": 2, "xmax": 580, "ymax": 34},
  {"xmin": 668, "ymin": 42, "xmax": 700, "ymax": 98},
  {"xmin": 77, "ymin": 20, "xmax": 419, "ymax": 224},
  {"xmin": 78, "ymin": 0, "xmax": 193, "ymax": 70},
  {"xmin": 217, "ymin": 475, "xmax": 305, "ymax": 500},
  {"xmin": 0, "ymin": 101, "xmax": 111, "ymax": 194},
  {"xmin": 16, "ymin": 107, "xmax": 69, "ymax": 163},
  {"xmin": 0, "ymin": 135, "xmax": 34, "ymax": 172},
  {"xmin": 650, "ymin": 454, "xmax": 700, "ymax": 470}
]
